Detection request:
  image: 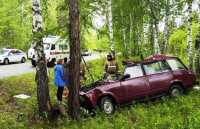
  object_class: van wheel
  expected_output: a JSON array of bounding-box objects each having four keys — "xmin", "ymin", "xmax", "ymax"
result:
[
  {"xmin": 100, "ymin": 97, "xmax": 115, "ymax": 115},
  {"xmin": 21, "ymin": 57, "xmax": 26, "ymax": 63},
  {"xmin": 4, "ymin": 58, "xmax": 9, "ymax": 65},
  {"xmin": 169, "ymin": 84, "xmax": 184, "ymax": 97}
]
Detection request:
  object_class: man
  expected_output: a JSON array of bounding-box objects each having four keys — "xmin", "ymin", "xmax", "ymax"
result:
[{"xmin": 104, "ymin": 53, "xmax": 119, "ymax": 80}]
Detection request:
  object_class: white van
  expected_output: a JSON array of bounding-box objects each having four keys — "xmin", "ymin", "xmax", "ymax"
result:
[{"xmin": 28, "ymin": 36, "xmax": 69, "ymax": 67}]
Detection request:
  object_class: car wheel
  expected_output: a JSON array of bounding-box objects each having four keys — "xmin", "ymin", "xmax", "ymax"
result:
[
  {"xmin": 21, "ymin": 57, "xmax": 26, "ymax": 63},
  {"xmin": 169, "ymin": 84, "xmax": 184, "ymax": 97},
  {"xmin": 100, "ymin": 97, "xmax": 115, "ymax": 115},
  {"xmin": 4, "ymin": 58, "xmax": 9, "ymax": 65}
]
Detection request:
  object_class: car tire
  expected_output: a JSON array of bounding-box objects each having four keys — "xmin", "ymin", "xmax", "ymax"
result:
[
  {"xmin": 169, "ymin": 84, "xmax": 184, "ymax": 97},
  {"xmin": 4, "ymin": 58, "xmax": 9, "ymax": 65},
  {"xmin": 21, "ymin": 57, "xmax": 26, "ymax": 63},
  {"xmin": 100, "ymin": 96, "xmax": 115, "ymax": 115}
]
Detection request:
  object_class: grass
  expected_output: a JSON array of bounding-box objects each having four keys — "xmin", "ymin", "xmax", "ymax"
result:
[{"xmin": 0, "ymin": 58, "xmax": 200, "ymax": 129}]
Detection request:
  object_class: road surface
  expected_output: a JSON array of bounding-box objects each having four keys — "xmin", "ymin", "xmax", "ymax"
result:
[{"xmin": 0, "ymin": 53, "xmax": 103, "ymax": 79}]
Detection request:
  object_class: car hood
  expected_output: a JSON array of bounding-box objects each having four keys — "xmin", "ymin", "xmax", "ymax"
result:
[{"xmin": 80, "ymin": 79, "xmax": 118, "ymax": 93}]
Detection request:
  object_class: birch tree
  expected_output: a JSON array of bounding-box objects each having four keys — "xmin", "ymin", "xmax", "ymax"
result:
[
  {"xmin": 187, "ymin": 0, "xmax": 193, "ymax": 70},
  {"xmin": 32, "ymin": 0, "xmax": 51, "ymax": 113},
  {"xmin": 194, "ymin": 0, "xmax": 200, "ymax": 76},
  {"xmin": 107, "ymin": 0, "xmax": 114, "ymax": 52}
]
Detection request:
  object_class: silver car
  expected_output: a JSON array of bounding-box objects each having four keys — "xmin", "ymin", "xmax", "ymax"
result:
[{"xmin": 0, "ymin": 48, "xmax": 27, "ymax": 65}]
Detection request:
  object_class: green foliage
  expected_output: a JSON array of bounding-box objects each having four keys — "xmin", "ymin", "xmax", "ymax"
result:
[
  {"xmin": 169, "ymin": 22, "xmax": 198, "ymax": 65},
  {"xmin": 1, "ymin": 59, "xmax": 200, "ymax": 129}
]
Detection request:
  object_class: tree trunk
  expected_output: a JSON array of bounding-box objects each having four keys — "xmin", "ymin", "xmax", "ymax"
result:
[
  {"xmin": 187, "ymin": 1, "xmax": 193, "ymax": 70},
  {"xmin": 107, "ymin": 0, "xmax": 114, "ymax": 51},
  {"xmin": 129, "ymin": 13, "xmax": 133, "ymax": 56},
  {"xmin": 149, "ymin": 19, "xmax": 154, "ymax": 55},
  {"xmin": 19, "ymin": 0, "xmax": 24, "ymax": 26},
  {"xmin": 163, "ymin": 0, "xmax": 170, "ymax": 54},
  {"xmin": 32, "ymin": 0, "xmax": 51, "ymax": 113},
  {"xmin": 154, "ymin": 20, "xmax": 161, "ymax": 54},
  {"xmin": 68, "ymin": 0, "xmax": 80, "ymax": 120},
  {"xmin": 194, "ymin": 0, "xmax": 200, "ymax": 76}
]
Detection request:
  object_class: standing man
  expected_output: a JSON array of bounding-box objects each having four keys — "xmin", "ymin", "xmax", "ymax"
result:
[{"xmin": 54, "ymin": 59, "xmax": 65, "ymax": 104}]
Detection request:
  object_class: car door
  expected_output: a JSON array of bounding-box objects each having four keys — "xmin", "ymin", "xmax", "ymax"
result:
[
  {"xmin": 15, "ymin": 50, "xmax": 23, "ymax": 62},
  {"xmin": 143, "ymin": 60, "xmax": 173, "ymax": 95},
  {"xmin": 121, "ymin": 65, "xmax": 150, "ymax": 102},
  {"xmin": 8, "ymin": 51, "xmax": 16, "ymax": 62}
]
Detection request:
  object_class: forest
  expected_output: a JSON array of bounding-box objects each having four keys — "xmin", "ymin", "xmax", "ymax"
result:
[{"xmin": 1, "ymin": 0, "xmax": 200, "ymax": 129}]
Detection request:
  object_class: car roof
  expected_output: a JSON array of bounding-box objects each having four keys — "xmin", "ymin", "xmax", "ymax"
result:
[{"xmin": 125, "ymin": 54, "xmax": 177, "ymax": 67}]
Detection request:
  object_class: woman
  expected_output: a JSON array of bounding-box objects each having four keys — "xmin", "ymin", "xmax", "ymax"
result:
[{"xmin": 54, "ymin": 59, "xmax": 65, "ymax": 104}]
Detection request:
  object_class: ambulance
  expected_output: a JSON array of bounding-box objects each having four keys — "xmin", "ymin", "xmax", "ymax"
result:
[{"xmin": 28, "ymin": 35, "xmax": 69, "ymax": 67}]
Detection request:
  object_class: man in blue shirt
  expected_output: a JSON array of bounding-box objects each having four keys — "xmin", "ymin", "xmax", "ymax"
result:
[{"xmin": 54, "ymin": 59, "xmax": 65, "ymax": 104}]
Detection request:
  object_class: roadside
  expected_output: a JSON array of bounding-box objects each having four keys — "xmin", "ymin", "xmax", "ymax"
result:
[{"xmin": 0, "ymin": 53, "xmax": 105, "ymax": 79}]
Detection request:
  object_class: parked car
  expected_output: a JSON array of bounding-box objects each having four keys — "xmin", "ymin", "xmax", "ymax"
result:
[
  {"xmin": 80, "ymin": 54, "xmax": 197, "ymax": 114},
  {"xmin": 0, "ymin": 48, "xmax": 27, "ymax": 65}
]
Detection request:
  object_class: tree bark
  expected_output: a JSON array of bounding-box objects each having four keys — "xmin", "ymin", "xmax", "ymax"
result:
[
  {"xmin": 107, "ymin": 0, "xmax": 114, "ymax": 52},
  {"xmin": 154, "ymin": 20, "xmax": 161, "ymax": 54},
  {"xmin": 163, "ymin": 0, "xmax": 170, "ymax": 54},
  {"xmin": 187, "ymin": 0, "xmax": 193, "ymax": 70},
  {"xmin": 32, "ymin": 0, "xmax": 51, "ymax": 113},
  {"xmin": 68, "ymin": 0, "xmax": 80, "ymax": 120},
  {"xmin": 194, "ymin": 0, "xmax": 200, "ymax": 76}
]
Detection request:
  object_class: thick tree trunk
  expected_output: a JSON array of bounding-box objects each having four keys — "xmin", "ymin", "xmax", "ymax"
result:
[
  {"xmin": 107, "ymin": 0, "xmax": 114, "ymax": 51},
  {"xmin": 187, "ymin": 1, "xmax": 193, "ymax": 70},
  {"xmin": 68, "ymin": 0, "xmax": 80, "ymax": 120},
  {"xmin": 32, "ymin": 0, "xmax": 51, "ymax": 113}
]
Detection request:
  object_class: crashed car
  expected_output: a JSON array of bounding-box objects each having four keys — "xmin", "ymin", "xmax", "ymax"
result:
[{"xmin": 80, "ymin": 55, "xmax": 197, "ymax": 114}]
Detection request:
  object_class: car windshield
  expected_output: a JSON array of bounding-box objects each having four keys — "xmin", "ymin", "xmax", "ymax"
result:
[{"xmin": 0, "ymin": 49, "xmax": 9, "ymax": 55}]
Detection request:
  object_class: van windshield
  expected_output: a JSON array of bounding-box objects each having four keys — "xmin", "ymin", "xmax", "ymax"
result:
[{"xmin": 43, "ymin": 44, "xmax": 50, "ymax": 50}]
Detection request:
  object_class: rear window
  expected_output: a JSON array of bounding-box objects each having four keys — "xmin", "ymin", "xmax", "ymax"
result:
[{"xmin": 166, "ymin": 59, "xmax": 186, "ymax": 70}]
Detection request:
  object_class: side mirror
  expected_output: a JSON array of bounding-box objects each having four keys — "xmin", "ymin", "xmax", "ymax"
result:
[{"xmin": 120, "ymin": 74, "xmax": 130, "ymax": 81}]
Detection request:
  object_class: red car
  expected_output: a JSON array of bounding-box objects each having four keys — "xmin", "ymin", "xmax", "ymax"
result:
[{"xmin": 80, "ymin": 55, "xmax": 197, "ymax": 114}]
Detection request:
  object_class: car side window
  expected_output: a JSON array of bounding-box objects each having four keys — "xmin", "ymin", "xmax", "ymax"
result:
[
  {"xmin": 124, "ymin": 65, "xmax": 144, "ymax": 78},
  {"xmin": 144, "ymin": 61, "xmax": 170, "ymax": 75},
  {"xmin": 166, "ymin": 59, "xmax": 186, "ymax": 70}
]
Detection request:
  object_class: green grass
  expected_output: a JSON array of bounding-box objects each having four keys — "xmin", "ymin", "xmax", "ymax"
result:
[{"xmin": 0, "ymin": 58, "xmax": 200, "ymax": 129}]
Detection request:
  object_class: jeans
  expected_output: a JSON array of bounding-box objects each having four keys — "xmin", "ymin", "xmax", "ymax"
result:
[{"xmin": 57, "ymin": 86, "xmax": 64, "ymax": 101}]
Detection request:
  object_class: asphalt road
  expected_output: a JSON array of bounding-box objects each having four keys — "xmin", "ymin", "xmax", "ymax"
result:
[{"xmin": 0, "ymin": 53, "xmax": 103, "ymax": 79}]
